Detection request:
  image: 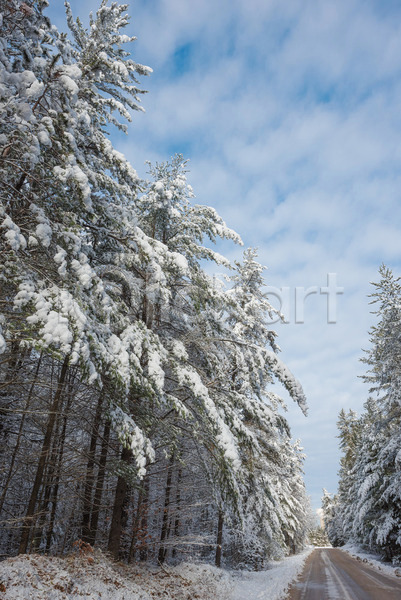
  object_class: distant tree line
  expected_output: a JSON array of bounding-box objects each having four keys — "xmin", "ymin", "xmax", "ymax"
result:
[
  {"xmin": 322, "ymin": 265, "xmax": 401, "ymax": 564},
  {"xmin": 0, "ymin": 0, "xmax": 311, "ymax": 567}
]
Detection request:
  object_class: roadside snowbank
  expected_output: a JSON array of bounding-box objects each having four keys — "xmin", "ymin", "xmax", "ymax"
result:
[
  {"xmin": 0, "ymin": 548, "xmax": 313, "ymax": 600},
  {"xmin": 0, "ymin": 552, "xmax": 232, "ymax": 600},
  {"xmin": 342, "ymin": 543, "xmax": 401, "ymax": 579},
  {"xmin": 230, "ymin": 546, "xmax": 314, "ymax": 600}
]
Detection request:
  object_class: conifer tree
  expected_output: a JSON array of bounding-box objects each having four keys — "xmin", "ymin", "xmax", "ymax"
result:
[
  {"xmin": 324, "ymin": 266, "xmax": 401, "ymax": 561},
  {"xmin": 0, "ymin": 1, "xmax": 311, "ymax": 564}
]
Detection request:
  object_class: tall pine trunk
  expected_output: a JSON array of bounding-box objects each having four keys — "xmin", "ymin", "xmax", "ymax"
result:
[
  {"xmin": 45, "ymin": 378, "xmax": 73, "ymax": 552},
  {"xmin": 0, "ymin": 343, "xmax": 27, "ymax": 437},
  {"xmin": 88, "ymin": 418, "xmax": 110, "ymax": 546},
  {"xmin": 19, "ymin": 355, "xmax": 69, "ymax": 554},
  {"xmin": 158, "ymin": 454, "xmax": 174, "ymax": 564},
  {"xmin": 81, "ymin": 392, "xmax": 103, "ymax": 542},
  {"xmin": 107, "ymin": 445, "xmax": 132, "ymax": 559},
  {"xmin": 128, "ymin": 483, "xmax": 146, "ymax": 563},
  {"xmin": 215, "ymin": 509, "xmax": 224, "ymax": 568},
  {"xmin": 139, "ymin": 476, "xmax": 150, "ymax": 562},
  {"xmin": 0, "ymin": 352, "xmax": 43, "ymax": 515},
  {"xmin": 171, "ymin": 467, "xmax": 182, "ymax": 559}
]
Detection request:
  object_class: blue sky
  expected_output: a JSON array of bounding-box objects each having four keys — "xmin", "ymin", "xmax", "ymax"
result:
[{"xmin": 49, "ymin": 0, "xmax": 401, "ymax": 510}]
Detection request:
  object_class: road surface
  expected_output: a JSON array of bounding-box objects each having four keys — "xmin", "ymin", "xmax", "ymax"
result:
[{"xmin": 286, "ymin": 548, "xmax": 401, "ymax": 600}]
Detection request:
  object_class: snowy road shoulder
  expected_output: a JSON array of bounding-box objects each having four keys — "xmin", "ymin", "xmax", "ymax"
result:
[
  {"xmin": 341, "ymin": 543, "xmax": 401, "ymax": 580},
  {"xmin": 0, "ymin": 548, "xmax": 315, "ymax": 600},
  {"xmin": 229, "ymin": 547, "xmax": 314, "ymax": 600}
]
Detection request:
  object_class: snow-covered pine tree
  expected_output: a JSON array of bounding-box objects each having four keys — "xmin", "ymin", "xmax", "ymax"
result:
[
  {"xmin": 0, "ymin": 1, "xmax": 311, "ymax": 565},
  {"xmin": 357, "ymin": 266, "xmax": 401, "ymax": 560},
  {"xmin": 132, "ymin": 156, "xmax": 248, "ymax": 562},
  {"xmin": 325, "ymin": 266, "xmax": 401, "ymax": 561},
  {"xmin": 219, "ymin": 248, "xmax": 309, "ymax": 563},
  {"xmin": 0, "ymin": 0, "xmax": 159, "ymax": 554},
  {"xmin": 321, "ymin": 489, "xmax": 341, "ymax": 545},
  {"xmin": 130, "ymin": 168, "xmax": 310, "ymax": 565}
]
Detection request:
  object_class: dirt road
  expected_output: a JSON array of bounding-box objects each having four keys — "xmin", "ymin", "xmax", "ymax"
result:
[{"xmin": 286, "ymin": 548, "xmax": 401, "ymax": 600}]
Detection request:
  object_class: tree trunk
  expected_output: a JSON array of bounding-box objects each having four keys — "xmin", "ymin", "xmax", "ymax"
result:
[
  {"xmin": 215, "ymin": 509, "xmax": 224, "ymax": 568},
  {"xmin": 0, "ymin": 352, "xmax": 43, "ymax": 515},
  {"xmin": 139, "ymin": 476, "xmax": 150, "ymax": 562},
  {"xmin": 81, "ymin": 392, "xmax": 103, "ymax": 542},
  {"xmin": 0, "ymin": 343, "xmax": 27, "ymax": 437},
  {"xmin": 171, "ymin": 468, "xmax": 182, "ymax": 559},
  {"xmin": 107, "ymin": 445, "xmax": 132, "ymax": 560},
  {"xmin": 88, "ymin": 418, "xmax": 110, "ymax": 546},
  {"xmin": 30, "ymin": 462, "xmax": 53, "ymax": 552},
  {"xmin": 158, "ymin": 454, "xmax": 174, "ymax": 564},
  {"xmin": 18, "ymin": 355, "xmax": 69, "ymax": 555},
  {"xmin": 45, "ymin": 378, "xmax": 73, "ymax": 552},
  {"xmin": 128, "ymin": 484, "xmax": 145, "ymax": 563}
]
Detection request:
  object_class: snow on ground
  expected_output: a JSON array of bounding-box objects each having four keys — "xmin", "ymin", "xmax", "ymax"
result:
[
  {"xmin": 0, "ymin": 551, "xmax": 233, "ymax": 600},
  {"xmin": 229, "ymin": 546, "xmax": 314, "ymax": 600},
  {"xmin": 342, "ymin": 543, "xmax": 401, "ymax": 579},
  {"xmin": 0, "ymin": 547, "xmax": 314, "ymax": 600}
]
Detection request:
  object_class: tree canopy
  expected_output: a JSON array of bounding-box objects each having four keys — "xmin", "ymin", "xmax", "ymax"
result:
[{"xmin": 0, "ymin": 0, "xmax": 311, "ymax": 566}]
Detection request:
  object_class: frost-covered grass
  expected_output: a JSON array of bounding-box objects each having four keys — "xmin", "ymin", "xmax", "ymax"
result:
[
  {"xmin": 342, "ymin": 543, "xmax": 401, "ymax": 579},
  {"xmin": 0, "ymin": 548, "xmax": 314, "ymax": 600}
]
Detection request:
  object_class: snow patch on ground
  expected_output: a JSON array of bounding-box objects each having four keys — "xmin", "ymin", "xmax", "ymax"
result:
[
  {"xmin": 229, "ymin": 547, "xmax": 314, "ymax": 600},
  {"xmin": 0, "ymin": 548, "xmax": 314, "ymax": 600},
  {"xmin": 342, "ymin": 543, "xmax": 401, "ymax": 579},
  {"xmin": 0, "ymin": 552, "xmax": 233, "ymax": 600}
]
